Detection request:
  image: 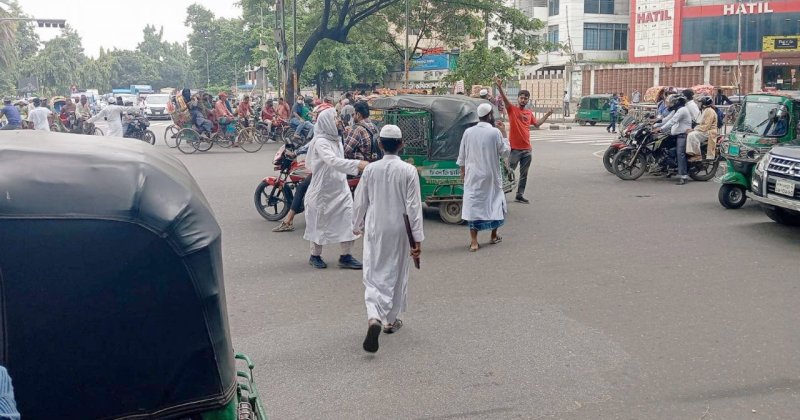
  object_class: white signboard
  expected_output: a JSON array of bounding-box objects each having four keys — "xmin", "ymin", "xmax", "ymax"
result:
[{"xmin": 634, "ymin": 0, "xmax": 675, "ymax": 58}]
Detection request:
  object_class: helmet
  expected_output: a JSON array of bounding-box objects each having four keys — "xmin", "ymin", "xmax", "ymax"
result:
[
  {"xmin": 698, "ymin": 96, "xmax": 713, "ymax": 108},
  {"xmin": 667, "ymin": 94, "xmax": 687, "ymax": 109}
]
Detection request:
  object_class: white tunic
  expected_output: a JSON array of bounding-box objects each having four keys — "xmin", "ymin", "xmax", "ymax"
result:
[
  {"xmin": 456, "ymin": 122, "xmax": 510, "ymax": 221},
  {"xmin": 88, "ymin": 105, "xmax": 135, "ymax": 137},
  {"xmin": 303, "ymin": 109, "xmax": 362, "ymax": 245},
  {"xmin": 353, "ymin": 155, "xmax": 424, "ymax": 324}
]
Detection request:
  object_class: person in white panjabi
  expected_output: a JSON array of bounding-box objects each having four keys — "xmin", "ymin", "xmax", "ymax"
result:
[
  {"xmin": 353, "ymin": 124, "xmax": 424, "ymax": 353},
  {"xmin": 303, "ymin": 107, "xmax": 369, "ymax": 269},
  {"xmin": 88, "ymin": 97, "xmax": 137, "ymax": 138},
  {"xmin": 457, "ymin": 102, "xmax": 511, "ymax": 252},
  {"xmin": 27, "ymin": 98, "xmax": 53, "ymax": 131}
]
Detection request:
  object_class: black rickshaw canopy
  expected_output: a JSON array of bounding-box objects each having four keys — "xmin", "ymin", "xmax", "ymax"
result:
[
  {"xmin": 0, "ymin": 131, "xmax": 235, "ymax": 419},
  {"xmin": 370, "ymin": 94, "xmax": 495, "ymax": 161}
]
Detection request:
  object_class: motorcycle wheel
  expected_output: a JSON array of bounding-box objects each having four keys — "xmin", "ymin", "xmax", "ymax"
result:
[
  {"xmin": 612, "ymin": 149, "xmax": 646, "ymax": 180},
  {"xmin": 602, "ymin": 146, "xmax": 618, "ymax": 174},
  {"xmin": 256, "ymin": 124, "xmax": 270, "ymax": 144},
  {"xmin": 238, "ymin": 127, "xmax": 263, "ymax": 153},
  {"xmin": 281, "ymin": 126, "xmax": 295, "ymax": 143},
  {"xmin": 718, "ymin": 184, "xmax": 746, "ymax": 209},
  {"xmin": 254, "ymin": 180, "xmax": 291, "ymax": 221},
  {"xmin": 142, "ymin": 130, "xmax": 156, "ymax": 145},
  {"xmin": 164, "ymin": 124, "xmax": 179, "ymax": 148},
  {"xmin": 93, "ymin": 127, "xmax": 104, "ymax": 136},
  {"xmin": 176, "ymin": 128, "xmax": 199, "ymax": 154},
  {"xmin": 689, "ymin": 159, "xmax": 720, "ymax": 182}
]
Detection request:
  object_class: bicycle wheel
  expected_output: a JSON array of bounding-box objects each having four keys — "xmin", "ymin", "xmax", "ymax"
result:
[
  {"xmin": 176, "ymin": 128, "xmax": 199, "ymax": 154},
  {"xmin": 192, "ymin": 132, "xmax": 213, "ymax": 152},
  {"xmin": 238, "ymin": 127, "xmax": 263, "ymax": 153},
  {"xmin": 164, "ymin": 124, "xmax": 179, "ymax": 148},
  {"xmin": 213, "ymin": 131, "xmax": 233, "ymax": 149},
  {"xmin": 93, "ymin": 127, "xmax": 104, "ymax": 136}
]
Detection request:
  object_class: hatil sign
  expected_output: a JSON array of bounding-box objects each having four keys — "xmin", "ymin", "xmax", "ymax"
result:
[
  {"xmin": 636, "ymin": 9, "xmax": 672, "ymax": 24},
  {"xmin": 723, "ymin": 2, "xmax": 774, "ymax": 15}
]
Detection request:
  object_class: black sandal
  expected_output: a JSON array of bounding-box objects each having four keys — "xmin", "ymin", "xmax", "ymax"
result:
[
  {"xmin": 363, "ymin": 320, "xmax": 381, "ymax": 353},
  {"xmin": 383, "ymin": 319, "xmax": 403, "ymax": 334}
]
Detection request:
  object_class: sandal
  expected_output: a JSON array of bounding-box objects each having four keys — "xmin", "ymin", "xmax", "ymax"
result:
[
  {"xmin": 469, "ymin": 243, "xmax": 479, "ymax": 252},
  {"xmin": 363, "ymin": 320, "xmax": 382, "ymax": 353},
  {"xmin": 383, "ymin": 319, "xmax": 403, "ymax": 334},
  {"xmin": 490, "ymin": 236, "xmax": 503, "ymax": 245},
  {"xmin": 272, "ymin": 222, "xmax": 294, "ymax": 232}
]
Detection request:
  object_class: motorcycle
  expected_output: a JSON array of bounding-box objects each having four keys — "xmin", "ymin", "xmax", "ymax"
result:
[
  {"xmin": 253, "ymin": 139, "xmax": 359, "ymax": 221},
  {"xmin": 123, "ymin": 113, "xmax": 156, "ymax": 144},
  {"xmin": 612, "ymin": 124, "xmax": 721, "ymax": 182}
]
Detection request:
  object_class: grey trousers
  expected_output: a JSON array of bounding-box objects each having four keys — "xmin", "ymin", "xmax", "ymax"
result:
[{"xmin": 509, "ymin": 149, "xmax": 533, "ymax": 197}]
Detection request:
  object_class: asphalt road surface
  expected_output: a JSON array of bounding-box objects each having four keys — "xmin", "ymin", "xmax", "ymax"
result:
[{"xmin": 107, "ymin": 122, "xmax": 800, "ymax": 419}]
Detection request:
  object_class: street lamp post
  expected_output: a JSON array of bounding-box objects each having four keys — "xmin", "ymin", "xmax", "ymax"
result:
[{"xmin": 736, "ymin": 0, "xmax": 742, "ymax": 96}]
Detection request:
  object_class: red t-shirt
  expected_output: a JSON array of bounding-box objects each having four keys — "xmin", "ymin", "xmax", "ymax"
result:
[{"xmin": 507, "ymin": 105, "xmax": 536, "ymax": 150}]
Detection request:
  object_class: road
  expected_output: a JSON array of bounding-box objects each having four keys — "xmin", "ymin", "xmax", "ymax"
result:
[{"xmin": 125, "ymin": 123, "xmax": 800, "ymax": 419}]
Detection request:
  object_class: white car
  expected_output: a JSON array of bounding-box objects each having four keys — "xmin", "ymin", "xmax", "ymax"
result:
[{"xmin": 142, "ymin": 94, "xmax": 171, "ymax": 120}]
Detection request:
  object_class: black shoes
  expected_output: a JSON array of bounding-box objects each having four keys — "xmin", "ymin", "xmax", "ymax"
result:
[
  {"xmin": 338, "ymin": 254, "xmax": 363, "ymax": 270},
  {"xmin": 515, "ymin": 196, "xmax": 530, "ymax": 204},
  {"xmin": 309, "ymin": 255, "xmax": 327, "ymax": 269}
]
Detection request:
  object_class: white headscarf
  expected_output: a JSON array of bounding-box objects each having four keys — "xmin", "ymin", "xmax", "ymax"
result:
[{"xmin": 314, "ymin": 108, "xmax": 339, "ymax": 142}]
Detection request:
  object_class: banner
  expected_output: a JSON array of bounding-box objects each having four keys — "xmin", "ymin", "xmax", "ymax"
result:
[
  {"xmin": 17, "ymin": 77, "xmax": 38, "ymax": 93},
  {"xmin": 411, "ymin": 54, "xmax": 450, "ymax": 71}
]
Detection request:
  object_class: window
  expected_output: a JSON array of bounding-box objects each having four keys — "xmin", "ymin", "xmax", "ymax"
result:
[
  {"xmin": 548, "ymin": 0, "xmax": 559, "ymax": 16},
  {"xmin": 547, "ymin": 25, "xmax": 560, "ymax": 47},
  {"xmin": 681, "ymin": 12, "xmax": 800, "ymax": 54},
  {"xmin": 584, "ymin": 0, "xmax": 614, "ymax": 14},
  {"xmin": 583, "ymin": 23, "xmax": 628, "ymax": 50}
]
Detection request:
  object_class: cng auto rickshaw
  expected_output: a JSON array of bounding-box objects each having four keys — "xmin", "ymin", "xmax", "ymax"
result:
[
  {"xmin": 0, "ymin": 131, "xmax": 267, "ymax": 419},
  {"xmin": 575, "ymin": 94, "xmax": 625, "ymax": 126},
  {"xmin": 718, "ymin": 91, "xmax": 800, "ymax": 209},
  {"xmin": 370, "ymin": 95, "xmax": 514, "ymax": 224}
]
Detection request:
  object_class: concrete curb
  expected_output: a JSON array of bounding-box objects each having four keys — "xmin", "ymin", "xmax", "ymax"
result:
[{"xmin": 548, "ymin": 124, "xmax": 572, "ymax": 130}]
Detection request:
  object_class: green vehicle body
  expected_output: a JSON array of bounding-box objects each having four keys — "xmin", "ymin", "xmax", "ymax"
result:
[
  {"xmin": 575, "ymin": 94, "xmax": 624, "ymax": 126},
  {"xmin": 379, "ymin": 108, "xmax": 514, "ymax": 224},
  {"xmin": 719, "ymin": 92, "xmax": 800, "ymax": 208}
]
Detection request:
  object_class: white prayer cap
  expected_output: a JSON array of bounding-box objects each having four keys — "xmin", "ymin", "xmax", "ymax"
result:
[
  {"xmin": 477, "ymin": 103, "xmax": 493, "ymax": 118},
  {"xmin": 479, "ymin": 89, "xmax": 488, "ymax": 97},
  {"xmin": 380, "ymin": 124, "xmax": 402, "ymax": 139}
]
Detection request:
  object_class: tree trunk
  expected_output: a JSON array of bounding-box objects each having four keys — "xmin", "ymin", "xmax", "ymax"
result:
[{"xmin": 285, "ymin": 29, "xmax": 325, "ymax": 104}]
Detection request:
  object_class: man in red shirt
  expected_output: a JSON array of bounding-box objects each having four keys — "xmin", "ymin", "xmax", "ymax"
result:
[{"xmin": 495, "ymin": 77, "xmax": 552, "ymax": 204}]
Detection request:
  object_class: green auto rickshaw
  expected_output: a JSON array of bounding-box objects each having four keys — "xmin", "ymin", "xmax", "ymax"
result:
[
  {"xmin": 370, "ymin": 95, "xmax": 514, "ymax": 224},
  {"xmin": 575, "ymin": 94, "xmax": 625, "ymax": 126},
  {"xmin": 718, "ymin": 91, "xmax": 800, "ymax": 209}
]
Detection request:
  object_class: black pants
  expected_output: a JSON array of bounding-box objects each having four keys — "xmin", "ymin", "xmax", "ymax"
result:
[
  {"xmin": 509, "ymin": 149, "xmax": 532, "ymax": 197},
  {"xmin": 291, "ymin": 174, "xmax": 312, "ymax": 214}
]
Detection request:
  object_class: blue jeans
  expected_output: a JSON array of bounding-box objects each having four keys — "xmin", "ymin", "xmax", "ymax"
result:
[
  {"xmin": 607, "ymin": 112, "xmax": 617, "ymax": 132},
  {"xmin": 290, "ymin": 117, "xmax": 313, "ymax": 138},
  {"xmin": 675, "ymin": 133, "xmax": 688, "ymax": 177},
  {"xmin": 0, "ymin": 123, "xmax": 20, "ymax": 130}
]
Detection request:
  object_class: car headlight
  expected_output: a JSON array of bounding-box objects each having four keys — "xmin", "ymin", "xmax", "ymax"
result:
[{"xmin": 755, "ymin": 152, "xmax": 770, "ymax": 173}]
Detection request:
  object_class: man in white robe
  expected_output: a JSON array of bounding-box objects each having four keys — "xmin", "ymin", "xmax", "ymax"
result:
[
  {"xmin": 303, "ymin": 108, "xmax": 369, "ymax": 269},
  {"xmin": 353, "ymin": 124, "xmax": 424, "ymax": 353},
  {"xmin": 88, "ymin": 97, "xmax": 137, "ymax": 138},
  {"xmin": 457, "ymin": 103, "xmax": 510, "ymax": 252}
]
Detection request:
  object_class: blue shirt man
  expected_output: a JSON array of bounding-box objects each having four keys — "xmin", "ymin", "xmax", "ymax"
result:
[{"xmin": 0, "ymin": 99, "xmax": 22, "ymax": 130}]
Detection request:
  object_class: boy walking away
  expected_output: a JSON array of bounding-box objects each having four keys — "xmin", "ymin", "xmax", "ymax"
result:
[{"xmin": 353, "ymin": 124, "xmax": 424, "ymax": 354}]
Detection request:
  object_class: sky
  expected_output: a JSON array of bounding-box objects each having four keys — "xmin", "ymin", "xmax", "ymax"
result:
[{"xmin": 19, "ymin": 0, "xmax": 243, "ymax": 57}]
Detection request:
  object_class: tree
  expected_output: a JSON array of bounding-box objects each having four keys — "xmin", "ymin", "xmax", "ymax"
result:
[
  {"xmin": 0, "ymin": 0, "xmax": 40, "ymax": 95},
  {"xmin": 18, "ymin": 26, "xmax": 84, "ymax": 96},
  {"xmin": 441, "ymin": 43, "xmax": 516, "ymax": 88},
  {"xmin": 185, "ymin": 4, "xmax": 252, "ymax": 89}
]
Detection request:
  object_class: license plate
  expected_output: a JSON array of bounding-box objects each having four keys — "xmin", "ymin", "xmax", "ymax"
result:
[
  {"xmin": 775, "ymin": 178, "xmax": 796, "ymax": 197},
  {"xmin": 728, "ymin": 145, "xmax": 740, "ymax": 156}
]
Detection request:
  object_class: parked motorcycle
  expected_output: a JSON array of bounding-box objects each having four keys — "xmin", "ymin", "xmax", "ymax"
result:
[
  {"xmin": 612, "ymin": 124, "xmax": 720, "ymax": 181},
  {"xmin": 123, "ymin": 113, "xmax": 156, "ymax": 144}
]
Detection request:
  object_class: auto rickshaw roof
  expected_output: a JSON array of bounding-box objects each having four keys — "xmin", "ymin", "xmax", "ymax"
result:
[
  {"xmin": 0, "ymin": 130, "xmax": 221, "ymax": 255},
  {"xmin": 748, "ymin": 91, "xmax": 800, "ymax": 102},
  {"xmin": 370, "ymin": 94, "xmax": 494, "ymax": 161}
]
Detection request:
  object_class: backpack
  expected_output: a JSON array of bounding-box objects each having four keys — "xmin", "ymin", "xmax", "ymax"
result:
[
  {"xmin": 356, "ymin": 122, "xmax": 381, "ymax": 161},
  {"xmin": 715, "ymin": 107, "xmax": 724, "ymax": 129}
]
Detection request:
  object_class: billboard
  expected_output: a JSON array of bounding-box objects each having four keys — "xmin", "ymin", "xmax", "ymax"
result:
[
  {"xmin": 633, "ymin": 0, "xmax": 675, "ymax": 58},
  {"xmin": 763, "ymin": 36, "xmax": 800, "ymax": 52},
  {"xmin": 17, "ymin": 77, "xmax": 38, "ymax": 93},
  {"xmin": 411, "ymin": 54, "xmax": 449, "ymax": 71}
]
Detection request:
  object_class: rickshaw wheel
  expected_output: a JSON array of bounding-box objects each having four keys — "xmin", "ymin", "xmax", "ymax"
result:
[
  {"xmin": 93, "ymin": 127, "xmax": 104, "ymax": 136},
  {"xmin": 589, "ymin": 121, "xmax": 597, "ymax": 126},
  {"xmin": 718, "ymin": 184, "xmax": 746, "ymax": 209},
  {"xmin": 176, "ymin": 128, "xmax": 199, "ymax": 154},
  {"xmin": 238, "ymin": 127, "xmax": 263, "ymax": 153},
  {"xmin": 164, "ymin": 124, "xmax": 179, "ymax": 148},
  {"xmin": 438, "ymin": 201, "xmax": 463, "ymax": 224}
]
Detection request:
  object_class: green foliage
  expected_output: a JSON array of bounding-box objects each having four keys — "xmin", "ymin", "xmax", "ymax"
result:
[{"xmin": 441, "ymin": 43, "xmax": 516, "ymax": 88}]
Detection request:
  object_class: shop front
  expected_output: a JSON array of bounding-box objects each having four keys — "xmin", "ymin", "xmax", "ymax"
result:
[{"xmin": 762, "ymin": 36, "xmax": 800, "ymax": 91}]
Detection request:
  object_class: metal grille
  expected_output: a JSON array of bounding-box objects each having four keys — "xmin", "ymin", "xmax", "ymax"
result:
[
  {"xmin": 376, "ymin": 110, "xmax": 431, "ymax": 156},
  {"xmin": 768, "ymin": 156, "xmax": 800, "ymax": 177}
]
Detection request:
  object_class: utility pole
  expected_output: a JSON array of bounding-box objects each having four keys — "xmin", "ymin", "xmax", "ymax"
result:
[
  {"xmin": 737, "ymin": 0, "xmax": 742, "ymax": 96},
  {"xmin": 293, "ymin": 0, "xmax": 298, "ymax": 97},
  {"xmin": 404, "ymin": 0, "xmax": 409, "ymax": 90}
]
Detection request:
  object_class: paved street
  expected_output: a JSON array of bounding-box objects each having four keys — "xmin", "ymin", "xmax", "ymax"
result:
[{"xmin": 135, "ymin": 124, "xmax": 799, "ymax": 419}]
